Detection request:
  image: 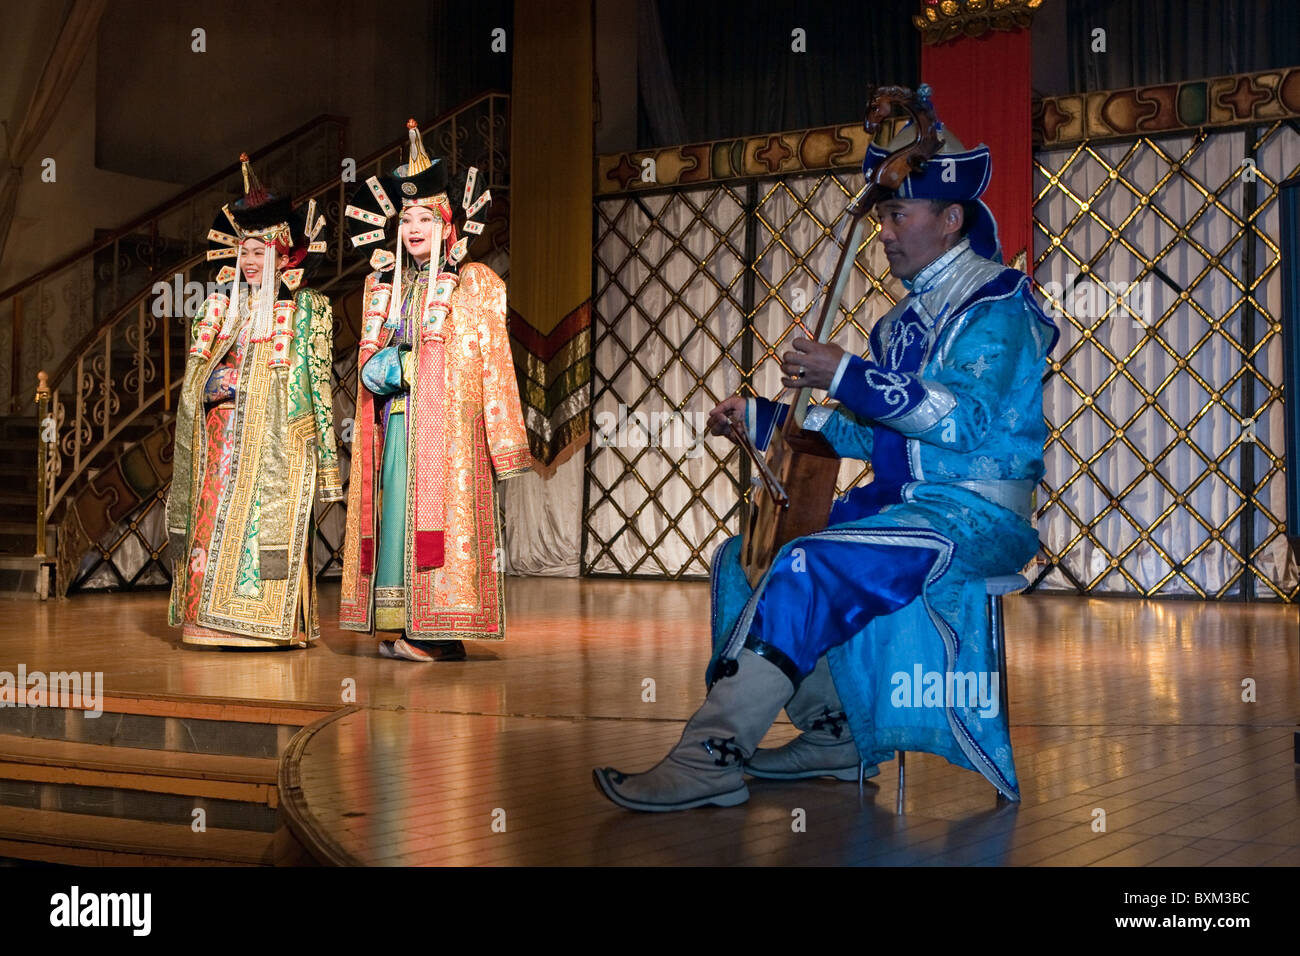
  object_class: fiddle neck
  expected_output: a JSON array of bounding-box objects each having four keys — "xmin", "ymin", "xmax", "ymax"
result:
[{"xmin": 783, "ymin": 186, "xmax": 874, "ymax": 434}]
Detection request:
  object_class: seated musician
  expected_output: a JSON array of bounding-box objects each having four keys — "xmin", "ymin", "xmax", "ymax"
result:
[{"xmin": 594, "ymin": 111, "xmax": 1059, "ymax": 812}]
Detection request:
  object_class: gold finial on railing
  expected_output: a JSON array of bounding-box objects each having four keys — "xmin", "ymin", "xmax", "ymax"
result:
[{"xmin": 34, "ymin": 370, "xmax": 51, "ymax": 595}]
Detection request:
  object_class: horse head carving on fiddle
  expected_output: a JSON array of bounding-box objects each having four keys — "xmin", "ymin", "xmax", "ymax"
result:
[{"xmin": 853, "ymin": 84, "xmax": 945, "ymax": 214}]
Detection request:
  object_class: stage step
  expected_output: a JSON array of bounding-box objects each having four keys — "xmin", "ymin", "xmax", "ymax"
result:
[
  {"xmin": 0, "ymin": 417, "xmax": 39, "ymax": 444},
  {"xmin": 0, "ymin": 521, "xmax": 55, "ymax": 536},
  {"xmin": 0, "ymin": 565, "xmax": 51, "ymax": 601},
  {"xmin": 0, "ymin": 733, "xmax": 279, "ymax": 805},
  {"xmin": 0, "ymin": 805, "xmax": 273, "ymax": 866},
  {"xmin": 0, "ymin": 522, "xmax": 55, "ymax": 557},
  {"xmin": 0, "ymin": 464, "xmax": 37, "ymax": 494},
  {"xmin": 0, "ymin": 492, "xmax": 37, "ymax": 525},
  {"xmin": 0, "ymin": 744, "xmax": 277, "ymax": 836},
  {"xmin": 0, "ymin": 693, "xmax": 337, "ymax": 759},
  {"xmin": 0, "ymin": 694, "xmax": 338, "ymax": 865},
  {"xmin": 0, "ymin": 440, "xmax": 34, "ymax": 468}
]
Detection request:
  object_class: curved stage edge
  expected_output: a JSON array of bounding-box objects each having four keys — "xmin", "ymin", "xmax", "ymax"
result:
[{"xmin": 1, "ymin": 580, "xmax": 1297, "ymax": 866}]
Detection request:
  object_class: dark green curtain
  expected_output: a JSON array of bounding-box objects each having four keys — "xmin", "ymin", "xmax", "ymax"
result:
[
  {"xmin": 428, "ymin": 0, "xmax": 514, "ymax": 117},
  {"xmin": 640, "ymin": 0, "xmax": 920, "ymax": 146},
  {"xmin": 1066, "ymin": 0, "xmax": 1300, "ymax": 91}
]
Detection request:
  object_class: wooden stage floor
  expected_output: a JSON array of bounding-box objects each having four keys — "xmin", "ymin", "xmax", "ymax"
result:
[{"xmin": 2, "ymin": 579, "xmax": 1298, "ymax": 866}]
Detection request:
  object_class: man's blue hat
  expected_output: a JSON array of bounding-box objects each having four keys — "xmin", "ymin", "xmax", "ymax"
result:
[{"xmin": 862, "ymin": 127, "xmax": 1001, "ymax": 262}]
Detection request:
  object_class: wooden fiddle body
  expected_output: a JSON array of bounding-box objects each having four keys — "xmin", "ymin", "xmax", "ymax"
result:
[{"xmin": 732, "ymin": 84, "xmax": 944, "ymax": 587}]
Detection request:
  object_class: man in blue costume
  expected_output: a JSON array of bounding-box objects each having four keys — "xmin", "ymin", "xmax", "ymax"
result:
[{"xmin": 593, "ymin": 116, "xmax": 1059, "ymax": 812}]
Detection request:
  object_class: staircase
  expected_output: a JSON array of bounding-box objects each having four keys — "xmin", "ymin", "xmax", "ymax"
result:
[
  {"xmin": 0, "ymin": 115, "xmax": 349, "ymax": 411},
  {"xmin": 0, "ymin": 415, "xmax": 54, "ymax": 597},
  {"xmin": 0, "ymin": 693, "xmax": 337, "ymax": 865}
]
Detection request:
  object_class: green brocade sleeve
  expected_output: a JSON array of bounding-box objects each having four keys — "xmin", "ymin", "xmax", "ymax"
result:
[
  {"xmin": 301, "ymin": 290, "xmax": 344, "ymax": 502},
  {"xmin": 165, "ymin": 293, "xmax": 222, "ymax": 561}
]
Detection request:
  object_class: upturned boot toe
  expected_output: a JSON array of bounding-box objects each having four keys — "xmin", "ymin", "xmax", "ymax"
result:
[{"xmin": 594, "ymin": 649, "xmax": 792, "ymax": 812}]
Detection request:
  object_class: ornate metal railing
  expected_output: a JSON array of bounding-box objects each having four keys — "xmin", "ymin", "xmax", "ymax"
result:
[
  {"xmin": 0, "ymin": 116, "xmax": 349, "ymax": 412},
  {"xmin": 33, "ymin": 372, "xmax": 55, "ymax": 598},
  {"xmin": 40, "ymin": 92, "xmax": 509, "ymax": 594}
]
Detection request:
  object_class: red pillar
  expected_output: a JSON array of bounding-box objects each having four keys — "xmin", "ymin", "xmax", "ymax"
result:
[{"xmin": 921, "ymin": 27, "xmax": 1034, "ymax": 269}]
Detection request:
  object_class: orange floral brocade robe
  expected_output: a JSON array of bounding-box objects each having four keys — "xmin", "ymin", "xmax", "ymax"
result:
[{"xmin": 339, "ymin": 262, "xmax": 532, "ymax": 640}]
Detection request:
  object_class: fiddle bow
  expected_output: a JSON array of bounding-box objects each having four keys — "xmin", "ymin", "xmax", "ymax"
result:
[{"xmin": 729, "ymin": 84, "xmax": 944, "ymax": 587}]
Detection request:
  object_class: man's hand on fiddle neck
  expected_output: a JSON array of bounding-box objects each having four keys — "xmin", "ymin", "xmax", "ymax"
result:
[{"xmin": 781, "ymin": 337, "xmax": 845, "ymax": 391}]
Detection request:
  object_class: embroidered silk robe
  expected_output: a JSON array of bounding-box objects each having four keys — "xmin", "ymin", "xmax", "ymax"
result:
[
  {"xmin": 709, "ymin": 240, "xmax": 1059, "ymax": 800},
  {"xmin": 339, "ymin": 262, "xmax": 531, "ymax": 640},
  {"xmin": 166, "ymin": 287, "xmax": 344, "ymax": 647}
]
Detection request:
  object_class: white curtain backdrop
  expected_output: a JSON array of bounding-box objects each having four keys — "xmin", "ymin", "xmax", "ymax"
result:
[
  {"xmin": 503, "ymin": 457, "xmax": 583, "ymax": 575},
  {"xmin": 587, "ymin": 173, "xmax": 902, "ymax": 578},
  {"xmin": 587, "ymin": 185, "xmax": 747, "ymax": 576},
  {"xmin": 1034, "ymin": 124, "xmax": 1300, "ymax": 598}
]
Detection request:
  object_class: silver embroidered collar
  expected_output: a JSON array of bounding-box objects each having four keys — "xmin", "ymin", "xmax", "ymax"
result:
[
  {"xmin": 901, "ymin": 239, "xmax": 1006, "ymax": 329},
  {"xmin": 903, "ymin": 237, "xmax": 971, "ymax": 297}
]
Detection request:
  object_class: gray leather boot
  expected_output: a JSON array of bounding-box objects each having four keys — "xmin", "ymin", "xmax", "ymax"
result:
[
  {"xmin": 746, "ymin": 654, "xmax": 862, "ymax": 781},
  {"xmin": 593, "ymin": 649, "xmax": 793, "ymax": 812}
]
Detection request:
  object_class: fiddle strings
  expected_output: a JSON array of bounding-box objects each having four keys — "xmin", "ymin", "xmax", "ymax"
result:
[
  {"xmin": 792, "ymin": 209, "xmax": 856, "ymax": 339},
  {"xmin": 786, "ymin": 214, "xmax": 870, "ymax": 429}
]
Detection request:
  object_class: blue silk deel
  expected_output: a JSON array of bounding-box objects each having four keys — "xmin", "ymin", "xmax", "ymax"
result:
[{"xmin": 709, "ymin": 239, "xmax": 1058, "ymax": 800}]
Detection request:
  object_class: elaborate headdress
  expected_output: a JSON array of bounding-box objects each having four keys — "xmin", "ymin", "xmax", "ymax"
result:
[
  {"xmin": 206, "ymin": 154, "xmax": 327, "ymax": 291},
  {"xmin": 344, "ymin": 119, "xmax": 491, "ymax": 274},
  {"xmin": 205, "ymin": 154, "xmax": 327, "ymax": 336},
  {"xmin": 862, "ymin": 107, "xmax": 1000, "ymax": 262},
  {"xmin": 344, "ymin": 118, "xmax": 492, "ymax": 329}
]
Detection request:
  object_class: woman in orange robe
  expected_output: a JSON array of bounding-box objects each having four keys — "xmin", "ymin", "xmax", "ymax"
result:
[{"xmin": 339, "ymin": 121, "xmax": 531, "ymax": 661}]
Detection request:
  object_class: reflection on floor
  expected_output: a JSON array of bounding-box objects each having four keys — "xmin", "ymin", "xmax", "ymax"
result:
[{"xmin": 1, "ymin": 580, "xmax": 1298, "ymax": 865}]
